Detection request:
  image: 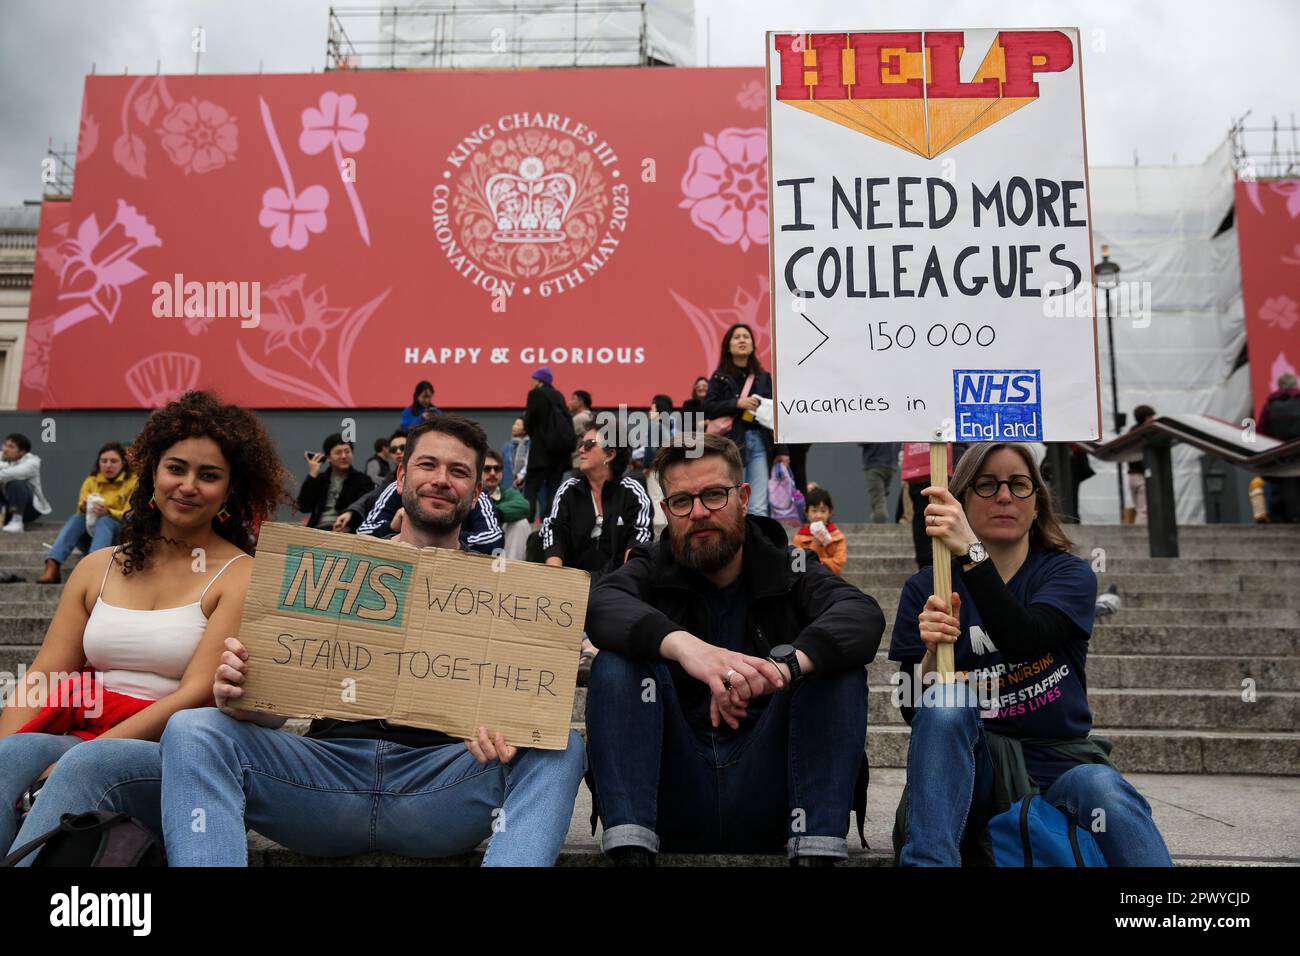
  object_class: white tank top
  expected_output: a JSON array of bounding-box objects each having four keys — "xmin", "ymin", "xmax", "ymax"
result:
[{"xmin": 81, "ymin": 548, "xmax": 250, "ymax": 701}]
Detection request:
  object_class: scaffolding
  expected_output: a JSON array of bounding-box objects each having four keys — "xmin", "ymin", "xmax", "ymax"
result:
[
  {"xmin": 43, "ymin": 141, "xmax": 76, "ymax": 199},
  {"xmin": 326, "ymin": 2, "xmax": 663, "ymax": 71},
  {"xmin": 1229, "ymin": 113, "xmax": 1300, "ymax": 180}
]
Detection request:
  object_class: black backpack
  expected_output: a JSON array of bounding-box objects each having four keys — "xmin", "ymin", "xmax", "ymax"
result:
[
  {"xmin": 1, "ymin": 811, "xmax": 165, "ymax": 867},
  {"xmin": 542, "ymin": 392, "xmax": 577, "ymax": 459},
  {"xmin": 1266, "ymin": 394, "xmax": 1300, "ymax": 441}
]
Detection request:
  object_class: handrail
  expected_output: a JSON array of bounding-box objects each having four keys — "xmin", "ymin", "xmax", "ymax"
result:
[{"xmin": 1079, "ymin": 413, "xmax": 1300, "ymax": 478}]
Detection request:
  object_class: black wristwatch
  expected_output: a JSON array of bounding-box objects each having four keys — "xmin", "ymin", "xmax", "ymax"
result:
[{"xmin": 768, "ymin": 643, "xmax": 802, "ymax": 686}]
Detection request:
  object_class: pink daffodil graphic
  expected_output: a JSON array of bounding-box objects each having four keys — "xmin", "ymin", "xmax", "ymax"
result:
[
  {"xmin": 680, "ymin": 128, "xmax": 769, "ymax": 253},
  {"xmin": 258, "ymin": 98, "xmax": 329, "ymax": 251},
  {"xmin": 298, "ymin": 92, "xmax": 371, "ymax": 246},
  {"xmin": 52, "ymin": 199, "xmax": 162, "ymax": 335}
]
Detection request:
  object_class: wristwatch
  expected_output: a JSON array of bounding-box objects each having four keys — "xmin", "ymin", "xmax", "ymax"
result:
[
  {"xmin": 768, "ymin": 643, "xmax": 803, "ymax": 686},
  {"xmin": 963, "ymin": 540, "xmax": 988, "ymax": 566}
]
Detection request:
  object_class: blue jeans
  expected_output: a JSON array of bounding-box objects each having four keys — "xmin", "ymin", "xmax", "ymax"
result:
[
  {"xmin": 743, "ymin": 429, "xmax": 770, "ymax": 517},
  {"xmin": 586, "ymin": 651, "xmax": 868, "ymax": 859},
  {"xmin": 5, "ymin": 736, "xmax": 163, "ymax": 866},
  {"xmin": 0, "ymin": 480, "xmax": 40, "ymax": 524},
  {"xmin": 1, "ymin": 732, "xmax": 84, "ymax": 853},
  {"xmin": 160, "ymin": 708, "xmax": 586, "ymax": 866},
  {"xmin": 899, "ymin": 683, "xmax": 1172, "ymax": 866},
  {"xmin": 48, "ymin": 513, "xmax": 120, "ymax": 563}
]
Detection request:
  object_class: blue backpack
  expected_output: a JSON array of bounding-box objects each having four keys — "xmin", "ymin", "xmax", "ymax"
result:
[{"xmin": 990, "ymin": 793, "xmax": 1107, "ymax": 867}]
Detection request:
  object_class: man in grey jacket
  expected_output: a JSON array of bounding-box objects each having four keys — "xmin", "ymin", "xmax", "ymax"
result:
[{"xmin": 0, "ymin": 433, "xmax": 52, "ymax": 532}]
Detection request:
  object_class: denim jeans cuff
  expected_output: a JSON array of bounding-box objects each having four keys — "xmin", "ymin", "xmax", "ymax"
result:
[
  {"xmin": 787, "ymin": 835, "xmax": 847, "ymax": 860},
  {"xmin": 601, "ymin": 823, "xmax": 659, "ymax": 855}
]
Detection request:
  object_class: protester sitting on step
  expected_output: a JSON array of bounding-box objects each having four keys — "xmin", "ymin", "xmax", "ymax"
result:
[
  {"xmin": 1, "ymin": 391, "xmax": 288, "ymax": 861},
  {"xmin": 0, "ymin": 433, "xmax": 52, "ymax": 533},
  {"xmin": 38, "ymin": 442, "xmax": 139, "ymax": 585},
  {"xmin": 583, "ymin": 434, "xmax": 881, "ymax": 866},
  {"xmin": 889, "ymin": 441, "xmax": 1171, "ymax": 867},
  {"xmin": 159, "ymin": 415, "xmax": 586, "ymax": 866}
]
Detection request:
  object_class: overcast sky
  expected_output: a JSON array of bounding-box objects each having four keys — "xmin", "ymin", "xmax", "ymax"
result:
[{"xmin": 2, "ymin": 0, "xmax": 1296, "ymax": 206}]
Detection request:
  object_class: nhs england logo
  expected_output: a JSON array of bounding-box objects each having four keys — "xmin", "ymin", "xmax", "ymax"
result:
[{"xmin": 953, "ymin": 370, "xmax": 1043, "ymax": 441}]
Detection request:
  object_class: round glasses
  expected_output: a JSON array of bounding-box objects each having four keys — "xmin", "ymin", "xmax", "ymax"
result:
[
  {"xmin": 971, "ymin": 475, "xmax": 1038, "ymax": 499},
  {"xmin": 663, "ymin": 484, "xmax": 741, "ymax": 517}
]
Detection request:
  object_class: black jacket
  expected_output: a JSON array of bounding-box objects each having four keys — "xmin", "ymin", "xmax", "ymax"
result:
[
  {"xmin": 585, "ymin": 515, "xmax": 883, "ymax": 675},
  {"xmin": 541, "ymin": 473, "xmax": 654, "ymax": 574},
  {"xmin": 296, "ymin": 467, "xmax": 374, "ymax": 528},
  {"xmin": 702, "ymin": 366, "xmax": 787, "ymax": 460},
  {"xmin": 523, "ymin": 383, "xmax": 573, "ymax": 468}
]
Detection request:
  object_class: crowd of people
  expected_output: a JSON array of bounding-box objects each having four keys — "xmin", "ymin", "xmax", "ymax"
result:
[{"xmin": 0, "ymin": 363, "xmax": 1189, "ymax": 868}]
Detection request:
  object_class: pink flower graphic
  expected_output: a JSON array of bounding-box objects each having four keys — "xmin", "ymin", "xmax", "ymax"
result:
[
  {"xmin": 236, "ymin": 275, "xmax": 390, "ymax": 405},
  {"xmin": 1260, "ymin": 296, "xmax": 1298, "ymax": 331},
  {"xmin": 53, "ymin": 199, "xmax": 162, "ymax": 334},
  {"xmin": 737, "ymin": 80, "xmax": 765, "ymax": 112},
  {"xmin": 680, "ymin": 128, "xmax": 769, "ymax": 252},
  {"xmin": 669, "ymin": 275, "xmax": 771, "ymax": 370},
  {"xmin": 298, "ymin": 92, "xmax": 371, "ymax": 246},
  {"xmin": 124, "ymin": 353, "xmax": 201, "ymax": 407},
  {"xmin": 158, "ymin": 98, "xmax": 238, "ymax": 174},
  {"xmin": 77, "ymin": 101, "xmax": 99, "ymax": 163},
  {"xmin": 259, "ymin": 98, "xmax": 328, "ymax": 251}
]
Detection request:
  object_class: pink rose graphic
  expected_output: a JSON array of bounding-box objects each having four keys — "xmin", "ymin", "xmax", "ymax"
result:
[
  {"xmin": 53, "ymin": 199, "xmax": 162, "ymax": 333},
  {"xmin": 158, "ymin": 98, "xmax": 238, "ymax": 174},
  {"xmin": 1260, "ymin": 295, "xmax": 1298, "ymax": 331},
  {"xmin": 737, "ymin": 80, "xmax": 765, "ymax": 112},
  {"xmin": 680, "ymin": 128, "xmax": 769, "ymax": 252}
]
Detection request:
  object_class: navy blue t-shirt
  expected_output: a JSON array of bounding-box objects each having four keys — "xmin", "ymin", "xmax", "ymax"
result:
[{"xmin": 889, "ymin": 549, "xmax": 1098, "ymax": 785}]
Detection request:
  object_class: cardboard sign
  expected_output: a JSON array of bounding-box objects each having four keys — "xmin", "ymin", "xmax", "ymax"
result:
[
  {"xmin": 765, "ymin": 29, "xmax": 1101, "ymax": 443},
  {"xmin": 230, "ymin": 523, "xmax": 587, "ymax": 750}
]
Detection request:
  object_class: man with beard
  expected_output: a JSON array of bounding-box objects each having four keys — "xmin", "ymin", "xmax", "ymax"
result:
[
  {"xmin": 158, "ymin": 416, "xmax": 587, "ymax": 866},
  {"xmin": 584, "ymin": 434, "xmax": 882, "ymax": 866}
]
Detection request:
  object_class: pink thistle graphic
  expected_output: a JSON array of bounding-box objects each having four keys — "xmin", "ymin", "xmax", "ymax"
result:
[
  {"xmin": 299, "ymin": 92, "xmax": 370, "ymax": 245},
  {"xmin": 679, "ymin": 128, "xmax": 768, "ymax": 252},
  {"xmin": 124, "ymin": 353, "xmax": 201, "ymax": 407},
  {"xmin": 736, "ymin": 80, "xmax": 765, "ymax": 112},
  {"xmin": 1260, "ymin": 296, "xmax": 1298, "ymax": 332},
  {"xmin": 20, "ymin": 316, "xmax": 56, "ymax": 398},
  {"xmin": 668, "ymin": 275, "xmax": 771, "ymax": 370},
  {"xmin": 52, "ymin": 199, "xmax": 162, "ymax": 335},
  {"xmin": 158, "ymin": 98, "xmax": 238, "ymax": 174},
  {"xmin": 259, "ymin": 98, "xmax": 328, "ymax": 250},
  {"xmin": 237, "ymin": 275, "xmax": 390, "ymax": 405}
]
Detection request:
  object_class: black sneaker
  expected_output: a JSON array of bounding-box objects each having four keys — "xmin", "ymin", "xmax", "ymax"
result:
[{"xmin": 608, "ymin": 846, "xmax": 655, "ymax": 867}]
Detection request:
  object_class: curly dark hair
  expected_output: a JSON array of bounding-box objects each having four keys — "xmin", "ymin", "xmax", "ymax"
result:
[{"xmin": 118, "ymin": 391, "xmax": 291, "ymax": 575}]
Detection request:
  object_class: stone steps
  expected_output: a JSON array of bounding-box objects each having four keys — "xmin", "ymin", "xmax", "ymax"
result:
[{"xmin": 845, "ymin": 571, "xmax": 1297, "ymax": 596}]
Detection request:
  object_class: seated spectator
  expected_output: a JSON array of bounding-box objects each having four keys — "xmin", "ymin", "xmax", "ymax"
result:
[
  {"xmin": 680, "ymin": 376, "xmax": 709, "ymax": 431},
  {"xmin": 501, "ymin": 417, "xmax": 529, "ymax": 493},
  {"xmin": 364, "ymin": 434, "xmax": 396, "ymax": 483},
  {"xmin": 38, "ymin": 442, "xmax": 139, "ymax": 585},
  {"xmin": 360, "ymin": 469, "xmax": 500, "ymax": 556},
  {"xmin": 1, "ymin": 391, "xmax": 288, "ymax": 861},
  {"xmin": 792, "ymin": 487, "xmax": 846, "ymax": 575},
  {"xmin": 889, "ymin": 441, "xmax": 1171, "ymax": 866},
  {"xmin": 583, "ymin": 433, "xmax": 881, "ymax": 866},
  {"xmin": 157, "ymin": 415, "xmax": 585, "ymax": 866},
  {"xmin": 334, "ymin": 432, "xmax": 406, "ymax": 534},
  {"xmin": 1259, "ymin": 372, "xmax": 1300, "ymax": 522},
  {"xmin": 297, "ymin": 434, "xmax": 374, "ymax": 531},
  {"xmin": 399, "ymin": 380, "xmax": 442, "ymax": 431},
  {"xmin": 0, "ymin": 433, "xmax": 52, "ymax": 533},
  {"xmin": 482, "ymin": 448, "xmax": 531, "ymax": 560}
]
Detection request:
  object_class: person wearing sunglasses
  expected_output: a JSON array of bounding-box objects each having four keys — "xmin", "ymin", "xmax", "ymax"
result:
[
  {"xmin": 888, "ymin": 441, "xmax": 1171, "ymax": 866},
  {"xmin": 582, "ymin": 433, "xmax": 882, "ymax": 866}
]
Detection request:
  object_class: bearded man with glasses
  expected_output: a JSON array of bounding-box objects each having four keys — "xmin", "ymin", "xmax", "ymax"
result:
[{"xmin": 582, "ymin": 433, "xmax": 883, "ymax": 866}]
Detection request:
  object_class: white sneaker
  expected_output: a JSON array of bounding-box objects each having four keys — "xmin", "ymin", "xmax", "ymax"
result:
[{"xmin": 2, "ymin": 516, "xmax": 23, "ymax": 533}]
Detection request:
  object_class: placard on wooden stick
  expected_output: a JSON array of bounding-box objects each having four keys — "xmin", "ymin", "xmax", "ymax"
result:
[{"xmin": 230, "ymin": 523, "xmax": 587, "ymax": 750}]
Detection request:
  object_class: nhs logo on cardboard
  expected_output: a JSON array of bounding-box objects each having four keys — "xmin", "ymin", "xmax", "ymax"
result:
[{"xmin": 953, "ymin": 370, "xmax": 1043, "ymax": 441}]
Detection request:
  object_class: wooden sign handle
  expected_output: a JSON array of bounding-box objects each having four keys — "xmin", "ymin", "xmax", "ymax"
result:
[{"xmin": 929, "ymin": 442, "xmax": 956, "ymax": 684}]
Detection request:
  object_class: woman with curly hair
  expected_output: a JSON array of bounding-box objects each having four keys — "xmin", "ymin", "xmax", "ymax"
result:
[{"xmin": 0, "ymin": 391, "xmax": 289, "ymax": 862}]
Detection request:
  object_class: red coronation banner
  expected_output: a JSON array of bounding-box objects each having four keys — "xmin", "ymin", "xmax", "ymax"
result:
[
  {"xmin": 20, "ymin": 67, "xmax": 771, "ymax": 409},
  {"xmin": 1235, "ymin": 179, "xmax": 1300, "ymax": 421}
]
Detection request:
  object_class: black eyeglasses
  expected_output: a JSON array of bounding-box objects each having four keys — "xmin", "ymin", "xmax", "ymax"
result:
[
  {"xmin": 579, "ymin": 439, "xmax": 603, "ymax": 451},
  {"xmin": 664, "ymin": 484, "xmax": 741, "ymax": 517},
  {"xmin": 482, "ymin": 464, "xmax": 503, "ymax": 473},
  {"xmin": 971, "ymin": 475, "xmax": 1038, "ymax": 499},
  {"xmin": 388, "ymin": 445, "xmax": 405, "ymax": 454}
]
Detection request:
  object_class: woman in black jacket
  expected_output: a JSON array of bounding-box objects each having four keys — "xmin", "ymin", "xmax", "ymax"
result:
[
  {"xmin": 297, "ymin": 433, "xmax": 375, "ymax": 530},
  {"xmin": 702, "ymin": 323, "xmax": 787, "ymax": 517}
]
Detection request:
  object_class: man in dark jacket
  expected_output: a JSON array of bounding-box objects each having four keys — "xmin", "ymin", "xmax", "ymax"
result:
[
  {"xmin": 522, "ymin": 367, "xmax": 573, "ymax": 522},
  {"xmin": 1259, "ymin": 372, "xmax": 1300, "ymax": 522},
  {"xmin": 297, "ymin": 433, "xmax": 374, "ymax": 530},
  {"xmin": 584, "ymin": 433, "xmax": 882, "ymax": 866}
]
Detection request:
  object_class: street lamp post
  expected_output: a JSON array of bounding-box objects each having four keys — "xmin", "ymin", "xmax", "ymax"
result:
[{"xmin": 1094, "ymin": 245, "xmax": 1124, "ymax": 522}]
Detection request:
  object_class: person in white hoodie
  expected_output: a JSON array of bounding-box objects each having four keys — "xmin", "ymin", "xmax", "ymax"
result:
[{"xmin": 0, "ymin": 433, "xmax": 52, "ymax": 532}]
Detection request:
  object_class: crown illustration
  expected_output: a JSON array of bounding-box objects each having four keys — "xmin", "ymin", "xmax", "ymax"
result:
[{"xmin": 485, "ymin": 156, "xmax": 577, "ymax": 244}]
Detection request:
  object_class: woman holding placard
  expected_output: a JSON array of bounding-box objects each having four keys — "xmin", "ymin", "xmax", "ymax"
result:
[
  {"xmin": 702, "ymin": 324, "xmax": 787, "ymax": 517},
  {"xmin": 888, "ymin": 441, "xmax": 1171, "ymax": 866}
]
